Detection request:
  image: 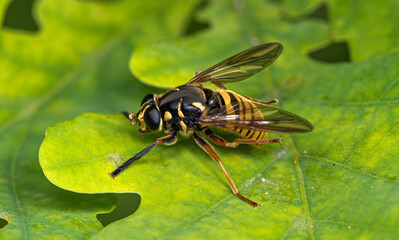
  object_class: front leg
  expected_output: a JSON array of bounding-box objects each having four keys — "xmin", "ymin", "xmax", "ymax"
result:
[{"xmin": 109, "ymin": 134, "xmax": 177, "ymax": 178}]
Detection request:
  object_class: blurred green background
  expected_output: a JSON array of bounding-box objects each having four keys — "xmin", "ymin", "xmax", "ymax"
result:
[
  {"xmin": 2, "ymin": 0, "xmax": 351, "ymax": 63},
  {"xmin": 1, "ymin": 0, "xmax": 398, "ymax": 239}
]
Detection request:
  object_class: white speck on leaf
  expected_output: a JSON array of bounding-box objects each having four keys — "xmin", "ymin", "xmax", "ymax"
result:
[
  {"xmin": 274, "ymin": 150, "xmax": 286, "ymax": 158},
  {"xmin": 107, "ymin": 152, "xmax": 124, "ymax": 165},
  {"xmin": 261, "ymin": 178, "xmax": 266, "ymax": 182}
]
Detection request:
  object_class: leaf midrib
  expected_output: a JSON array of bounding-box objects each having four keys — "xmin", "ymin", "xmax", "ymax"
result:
[
  {"xmin": 237, "ymin": 1, "xmax": 316, "ymax": 238},
  {"xmin": 286, "ymin": 137, "xmax": 315, "ymax": 239}
]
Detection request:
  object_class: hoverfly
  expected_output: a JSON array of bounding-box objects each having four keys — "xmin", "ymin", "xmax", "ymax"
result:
[{"xmin": 110, "ymin": 43, "xmax": 313, "ymax": 208}]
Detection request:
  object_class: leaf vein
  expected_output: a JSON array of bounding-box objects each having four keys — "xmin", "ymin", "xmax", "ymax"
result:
[
  {"xmin": 10, "ymin": 123, "xmax": 30, "ymax": 239},
  {"xmin": 301, "ymin": 154, "xmax": 398, "ymax": 183}
]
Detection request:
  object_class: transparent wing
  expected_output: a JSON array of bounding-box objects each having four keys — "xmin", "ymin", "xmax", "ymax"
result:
[
  {"xmin": 200, "ymin": 104, "xmax": 313, "ymax": 134},
  {"xmin": 187, "ymin": 43, "xmax": 283, "ymax": 85}
]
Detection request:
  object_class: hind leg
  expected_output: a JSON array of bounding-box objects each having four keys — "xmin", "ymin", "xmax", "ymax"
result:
[{"xmin": 202, "ymin": 128, "xmax": 281, "ymax": 147}]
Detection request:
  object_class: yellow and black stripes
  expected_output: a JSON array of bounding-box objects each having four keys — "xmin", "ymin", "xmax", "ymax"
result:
[{"xmin": 217, "ymin": 90, "xmax": 267, "ymax": 140}]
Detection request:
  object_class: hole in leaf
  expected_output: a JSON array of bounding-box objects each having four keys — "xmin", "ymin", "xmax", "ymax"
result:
[
  {"xmin": 305, "ymin": 3, "xmax": 328, "ymax": 22},
  {"xmin": 183, "ymin": 0, "xmax": 210, "ymax": 36},
  {"xmin": 2, "ymin": 0, "xmax": 39, "ymax": 32},
  {"xmin": 308, "ymin": 42, "xmax": 351, "ymax": 63},
  {"xmin": 97, "ymin": 193, "xmax": 141, "ymax": 226},
  {"xmin": 0, "ymin": 218, "xmax": 8, "ymax": 229},
  {"xmin": 282, "ymin": 2, "xmax": 328, "ymax": 23}
]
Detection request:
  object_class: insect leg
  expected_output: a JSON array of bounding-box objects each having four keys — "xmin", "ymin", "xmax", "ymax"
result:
[
  {"xmin": 241, "ymin": 95, "xmax": 278, "ymax": 105},
  {"xmin": 192, "ymin": 132, "xmax": 260, "ymax": 208},
  {"xmin": 233, "ymin": 137, "xmax": 282, "ymax": 145},
  {"xmin": 109, "ymin": 134, "xmax": 177, "ymax": 178},
  {"xmin": 195, "ymin": 70, "xmax": 226, "ymax": 89},
  {"xmin": 211, "ymin": 81, "xmax": 227, "ymax": 89},
  {"xmin": 202, "ymin": 128, "xmax": 281, "ymax": 146},
  {"xmin": 201, "ymin": 128, "xmax": 239, "ymax": 148}
]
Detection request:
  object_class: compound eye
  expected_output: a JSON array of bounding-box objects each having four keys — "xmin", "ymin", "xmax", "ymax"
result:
[
  {"xmin": 141, "ymin": 94, "xmax": 154, "ymax": 105},
  {"xmin": 143, "ymin": 105, "xmax": 161, "ymax": 131}
]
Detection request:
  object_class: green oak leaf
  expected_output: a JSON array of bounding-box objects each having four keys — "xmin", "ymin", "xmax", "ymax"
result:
[
  {"xmin": 39, "ymin": 0, "xmax": 399, "ymax": 239},
  {"xmin": 41, "ymin": 51, "xmax": 399, "ymax": 239},
  {"xmin": 0, "ymin": 0, "xmax": 198, "ymax": 239}
]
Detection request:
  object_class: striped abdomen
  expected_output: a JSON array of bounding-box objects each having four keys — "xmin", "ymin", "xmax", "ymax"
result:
[{"xmin": 217, "ymin": 90, "xmax": 267, "ymax": 140}]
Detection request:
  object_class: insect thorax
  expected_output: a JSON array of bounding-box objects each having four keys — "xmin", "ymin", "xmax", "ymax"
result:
[{"xmin": 158, "ymin": 85, "xmax": 212, "ymax": 135}]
